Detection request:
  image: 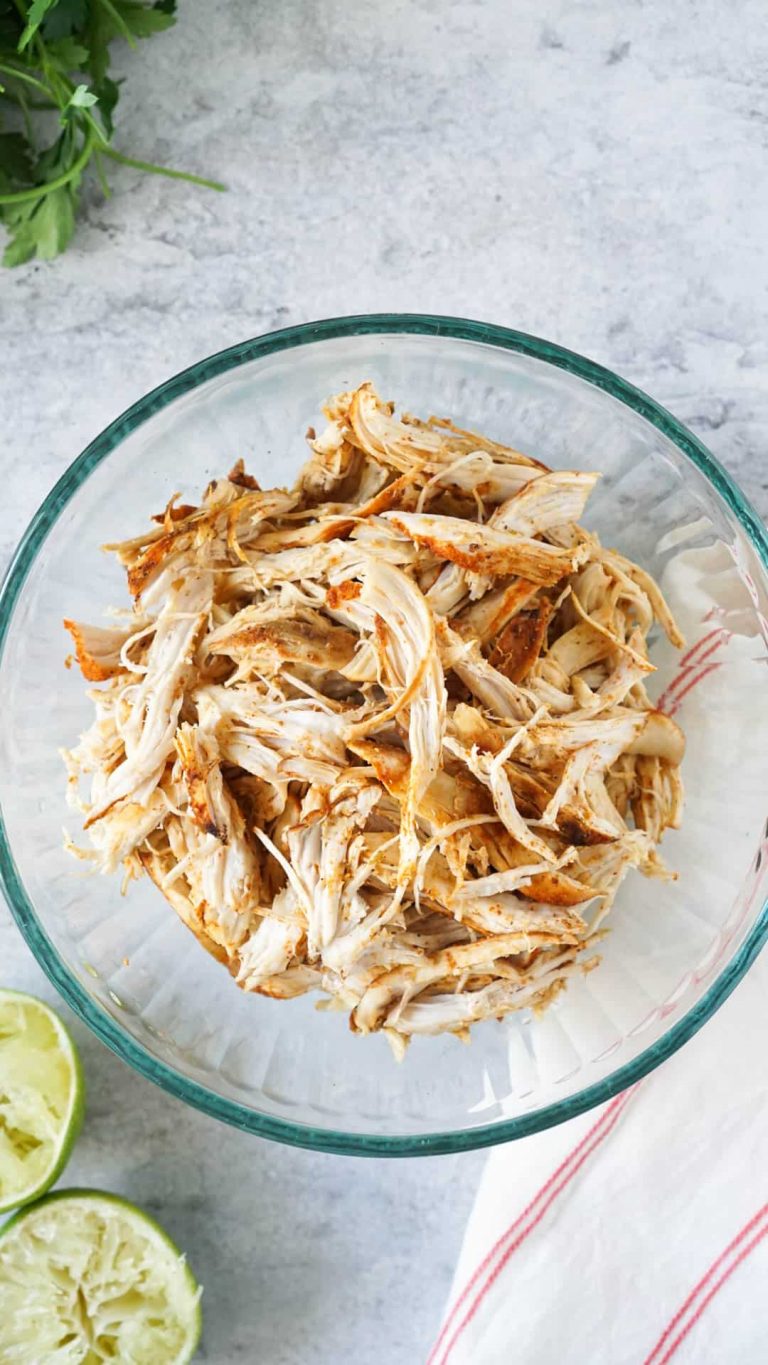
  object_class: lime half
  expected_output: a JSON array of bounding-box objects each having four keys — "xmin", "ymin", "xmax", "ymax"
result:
[
  {"xmin": 0, "ymin": 1189, "xmax": 202, "ymax": 1363},
  {"xmin": 0, "ymin": 988, "xmax": 84, "ymax": 1213}
]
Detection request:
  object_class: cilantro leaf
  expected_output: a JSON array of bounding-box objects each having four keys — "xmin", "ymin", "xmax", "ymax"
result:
[
  {"xmin": 36, "ymin": 130, "xmax": 70, "ymax": 178},
  {"xmin": 59, "ymin": 81, "xmax": 97, "ymax": 123},
  {"xmin": 31, "ymin": 181, "xmax": 78, "ymax": 256},
  {"xmin": 109, "ymin": 1, "xmax": 176, "ymax": 38},
  {"xmin": 2, "ymin": 222, "xmax": 38, "ymax": 267},
  {"xmin": 46, "ymin": 35, "xmax": 90, "ymax": 68},
  {"xmin": 0, "ymin": 0, "xmax": 220, "ymax": 265},
  {"xmin": 84, "ymin": 3, "xmax": 112, "ymax": 84},
  {"xmin": 41, "ymin": 0, "xmax": 87, "ymax": 40},
  {"xmin": 70, "ymin": 83, "xmax": 97, "ymax": 105},
  {"xmin": 93, "ymin": 73, "xmax": 120, "ymax": 137},
  {"xmin": 0, "ymin": 132, "xmax": 34, "ymax": 184},
  {"xmin": 18, "ymin": 0, "xmax": 60, "ymax": 52},
  {"xmin": 1, "ymin": 180, "xmax": 78, "ymax": 263}
]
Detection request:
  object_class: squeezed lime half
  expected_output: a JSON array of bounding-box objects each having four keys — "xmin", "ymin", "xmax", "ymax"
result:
[
  {"xmin": 0, "ymin": 988, "xmax": 84, "ymax": 1213},
  {"xmin": 0, "ymin": 1189, "xmax": 202, "ymax": 1362}
]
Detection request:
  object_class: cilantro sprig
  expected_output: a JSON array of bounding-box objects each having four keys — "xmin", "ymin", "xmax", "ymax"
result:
[{"xmin": 0, "ymin": 0, "xmax": 224, "ymax": 266}]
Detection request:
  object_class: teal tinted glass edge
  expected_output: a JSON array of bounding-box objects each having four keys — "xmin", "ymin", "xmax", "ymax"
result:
[{"xmin": 1, "ymin": 313, "xmax": 766, "ymax": 1157}]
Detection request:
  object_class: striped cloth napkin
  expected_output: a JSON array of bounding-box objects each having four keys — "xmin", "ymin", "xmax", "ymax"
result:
[
  {"xmin": 429, "ymin": 564, "xmax": 768, "ymax": 1365},
  {"xmin": 428, "ymin": 951, "xmax": 767, "ymax": 1365}
]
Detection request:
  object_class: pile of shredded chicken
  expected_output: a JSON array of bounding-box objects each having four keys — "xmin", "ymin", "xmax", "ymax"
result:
[{"xmin": 63, "ymin": 383, "xmax": 685, "ymax": 1057}]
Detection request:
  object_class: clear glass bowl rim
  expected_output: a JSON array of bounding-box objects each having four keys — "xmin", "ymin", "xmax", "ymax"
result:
[{"xmin": 1, "ymin": 312, "xmax": 766, "ymax": 1156}]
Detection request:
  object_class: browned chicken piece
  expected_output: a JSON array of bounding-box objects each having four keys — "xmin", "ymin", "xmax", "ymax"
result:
[
  {"xmin": 487, "ymin": 599, "xmax": 553, "ymax": 683},
  {"xmin": 383, "ymin": 511, "xmax": 589, "ymax": 584},
  {"xmin": 452, "ymin": 579, "xmax": 540, "ymax": 644},
  {"xmin": 207, "ymin": 611, "xmax": 358, "ymax": 677},
  {"xmin": 64, "ymin": 617, "xmax": 149, "ymax": 682}
]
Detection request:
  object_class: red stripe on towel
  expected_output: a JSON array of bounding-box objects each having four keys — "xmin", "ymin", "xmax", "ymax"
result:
[
  {"xmin": 432, "ymin": 1084, "xmax": 640, "ymax": 1365},
  {"xmin": 644, "ymin": 1202, "xmax": 768, "ymax": 1365},
  {"xmin": 678, "ymin": 628, "xmax": 728, "ymax": 669},
  {"xmin": 656, "ymin": 628, "xmax": 729, "ymax": 713},
  {"xmin": 426, "ymin": 1093, "xmax": 627, "ymax": 1364},
  {"xmin": 664, "ymin": 661, "xmax": 722, "ymax": 717}
]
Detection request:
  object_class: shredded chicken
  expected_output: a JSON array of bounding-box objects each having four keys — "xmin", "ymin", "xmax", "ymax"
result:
[{"xmin": 63, "ymin": 384, "xmax": 685, "ymax": 1056}]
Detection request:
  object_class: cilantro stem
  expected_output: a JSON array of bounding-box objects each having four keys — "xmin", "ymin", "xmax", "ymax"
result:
[
  {"xmin": 0, "ymin": 62, "xmax": 55, "ymax": 100},
  {"xmin": 16, "ymin": 86, "xmax": 34, "ymax": 146},
  {"xmin": 0, "ymin": 130, "xmax": 95, "ymax": 204},
  {"xmin": 95, "ymin": 0, "xmax": 138, "ymax": 49},
  {"xmin": 101, "ymin": 147, "xmax": 226, "ymax": 192},
  {"xmin": 93, "ymin": 150, "xmax": 111, "ymax": 199},
  {"xmin": 17, "ymin": 96, "xmax": 58, "ymax": 109},
  {"xmin": 0, "ymin": 85, "xmax": 40, "ymax": 140},
  {"xmin": 0, "ymin": 2, "xmax": 224, "ymax": 262}
]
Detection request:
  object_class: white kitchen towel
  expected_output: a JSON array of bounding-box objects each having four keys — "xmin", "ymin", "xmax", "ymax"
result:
[
  {"xmin": 429, "ymin": 952, "xmax": 767, "ymax": 1365},
  {"xmin": 429, "ymin": 552, "xmax": 768, "ymax": 1365}
]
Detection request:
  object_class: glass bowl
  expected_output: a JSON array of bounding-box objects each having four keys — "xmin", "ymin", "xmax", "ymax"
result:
[{"xmin": 1, "ymin": 315, "xmax": 766, "ymax": 1156}]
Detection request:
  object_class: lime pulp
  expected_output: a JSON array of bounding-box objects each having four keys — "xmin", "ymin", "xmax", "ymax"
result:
[
  {"xmin": 0, "ymin": 988, "xmax": 85, "ymax": 1213},
  {"xmin": 0, "ymin": 1188, "xmax": 202, "ymax": 1363}
]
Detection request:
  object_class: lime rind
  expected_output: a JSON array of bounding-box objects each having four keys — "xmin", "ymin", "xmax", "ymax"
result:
[
  {"xmin": 0, "ymin": 988, "xmax": 85, "ymax": 1214},
  {"xmin": 0, "ymin": 1188, "xmax": 202, "ymax": 1363}
]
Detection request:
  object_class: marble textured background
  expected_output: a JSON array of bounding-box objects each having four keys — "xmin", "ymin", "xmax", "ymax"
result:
[{"xmin": 1, "ymin": 2, "xmax": 766, "ymax": 1361}]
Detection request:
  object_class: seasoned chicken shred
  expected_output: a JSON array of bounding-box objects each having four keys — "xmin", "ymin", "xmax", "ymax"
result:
[{"xmin": 63, "ymin": 384, "xmax": 685, "ymax": 1055}]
